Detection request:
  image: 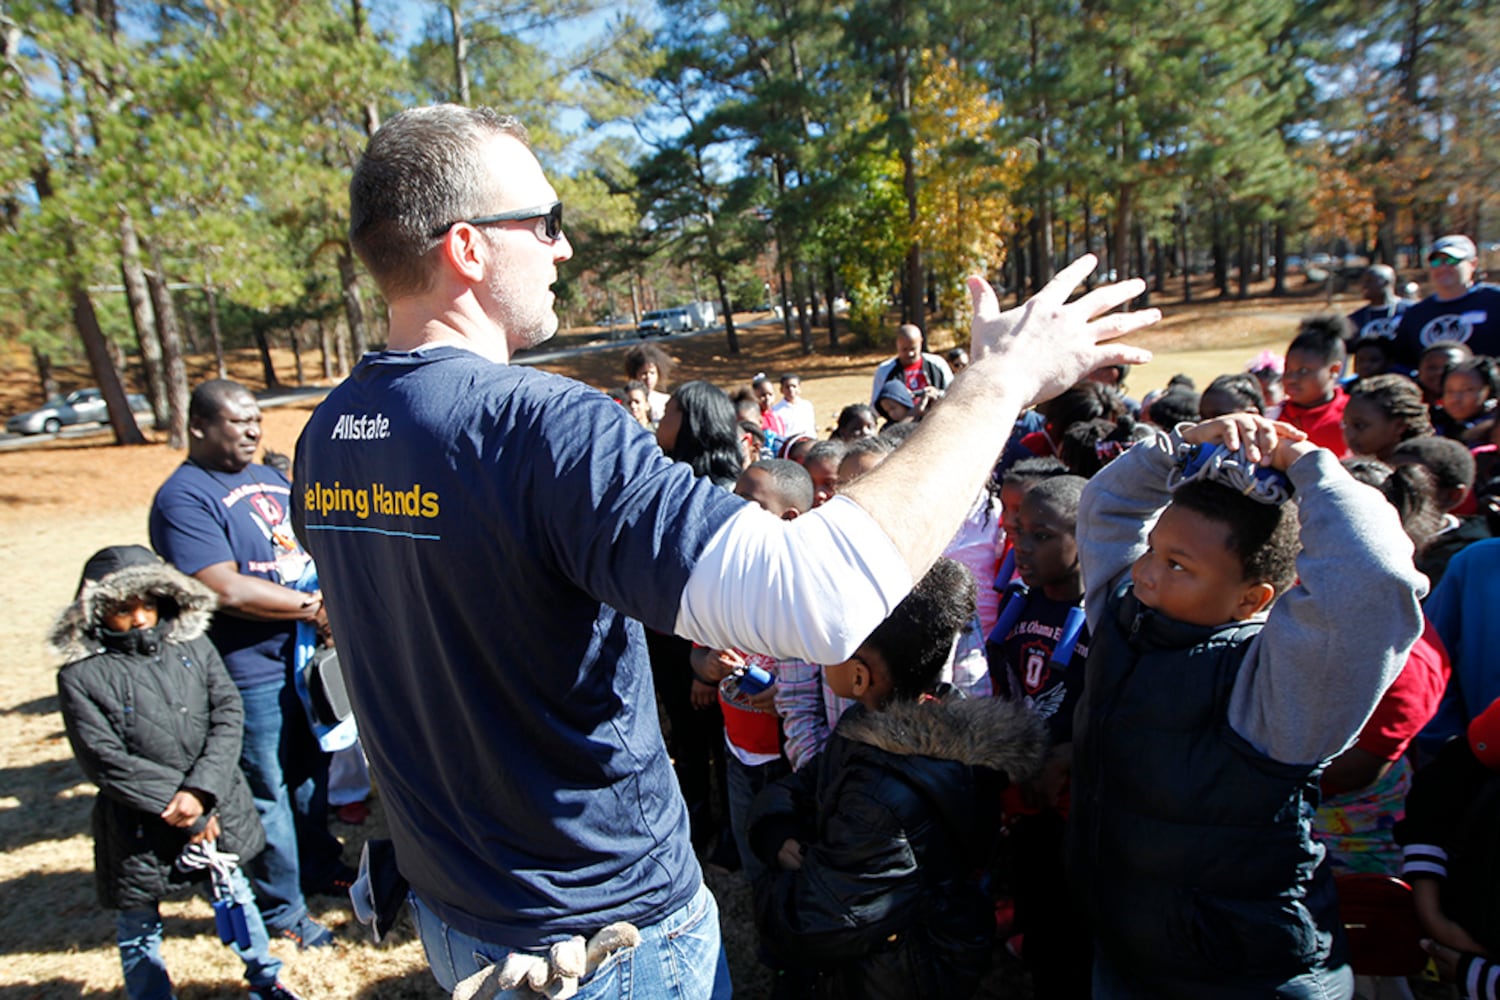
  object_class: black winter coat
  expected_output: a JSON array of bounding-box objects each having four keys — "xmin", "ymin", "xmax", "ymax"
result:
[
  {"xmin": 52, "ymin": 559, "xmax": 264, "ymax": 910},
  {"xmin": 748, "ymin": 694, "xmax": 1045, "ymax": 1000}
]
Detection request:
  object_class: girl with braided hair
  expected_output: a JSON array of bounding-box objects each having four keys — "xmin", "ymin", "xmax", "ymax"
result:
[{"xmin": 1343, "ymin": 373, "xmax": 1434, "ymax": 462}]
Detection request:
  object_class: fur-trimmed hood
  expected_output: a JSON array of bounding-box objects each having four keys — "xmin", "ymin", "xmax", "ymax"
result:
[
  {"xmin": 50, "ymin": 555, "xmax": 218, "ymax": 662},
  {"xmin": 837, "ymin": 693, "xmax": 1048, "ymax": 785}
]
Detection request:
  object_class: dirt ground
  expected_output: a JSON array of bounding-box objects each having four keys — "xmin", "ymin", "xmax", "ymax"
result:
[{"xmin": 1, "ymin": 278, "xmax": 1395, "ymax": 999}]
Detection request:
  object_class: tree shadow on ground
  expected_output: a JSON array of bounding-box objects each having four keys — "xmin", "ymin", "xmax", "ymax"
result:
[
  {"xmin": 0, "ymin": 981, "xmax": 113, "ymax": 1000},
  {"xmin": 0, "ymin": 758, "xmax": 93, "ymax": 852},
  {"xmin": 354, "ymin": 968, "xmax": 445, "ymax": 999},
  {"xmin": 5, "ymin": 693, "xmax": 61, "ymax": 716}
]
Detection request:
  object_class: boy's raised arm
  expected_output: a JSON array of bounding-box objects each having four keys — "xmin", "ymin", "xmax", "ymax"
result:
[
  {"xmin": 1230, "ymin": 447, "xmax": 1427, "ymax": 765},
  {"xmin": 1076, "ymin": 431, "xmax": 1176, "ymax": 633}
]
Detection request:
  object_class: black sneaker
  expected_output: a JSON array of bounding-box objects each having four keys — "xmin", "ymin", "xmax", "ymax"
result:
[
  {"xmin": 249, "ymin": 981, "xmax": 305, "ymax": 1000},
  {"xmin": 306, "ymin": 863, "xmax": 358, "ymax": 898},
  {"xmin": 278, "ymin": 916, "xmax": 334, "ymax": 950}
]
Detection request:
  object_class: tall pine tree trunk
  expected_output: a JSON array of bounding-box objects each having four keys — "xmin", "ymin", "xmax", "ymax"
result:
[
  {"xmin": 146, "ymin": 241, "xmax": 189, "ymax": 448},
  {"xmin": 319, "ymin": 318, "xmax": 335, "ymax": 380},
  {"xmin": 824, "ymin": 259, "xmax": 839, "ymax": 348},
  {"xmin": 338, "ymin": 247, "xmax": 370, "ymax": 358},
  {"xmin": 796, "ymin": 268, "xmax": 813, "ymax": 355},
  {"xmin": 33, "ymin": 346, "xmax": 59, "ymax": 401},
  {"xmin": 119, "ymin": 211, "xmax": 167, "ymax": 428},
  {"xmin": 714, "ymin": 272, "xmax": 738, "ymax": 355},
  {"xmin": 74, "ymin": 286, "xmax": 146, "ymax": 444},
  {"xmin": 203, "ymin": 265, "xmax": 227, "ymax": 379}
]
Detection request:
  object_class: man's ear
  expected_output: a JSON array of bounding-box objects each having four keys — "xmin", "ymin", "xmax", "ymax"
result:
[
  {"xmin": 440, "ymin": 225, "xmax": 487, "ymax": 284},
  {"xmin": 1236, "ymin": 580, "xmax": 1277, "ymax": 619},
  {"xmin": 780, "ymin": 509, "xmax": 800, "ymax": 522},
  {"xmin": 188, "ymin": 419, "xmax": 206, "ymax": 440}
]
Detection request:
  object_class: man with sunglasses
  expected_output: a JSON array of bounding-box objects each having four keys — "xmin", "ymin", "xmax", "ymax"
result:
[
  {"xmin": 291, "ymin": 104, "xmax": 1156, "ymax": 998},
  {"xmin": 1392, "ymin": 234, "xmax": 1500, "ymax": 367}
]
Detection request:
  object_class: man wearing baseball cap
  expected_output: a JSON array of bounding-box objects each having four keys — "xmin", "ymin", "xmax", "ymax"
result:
[{"xmin": 1392, "ymin": 234, "xmax": 1500, "ymax": 367}]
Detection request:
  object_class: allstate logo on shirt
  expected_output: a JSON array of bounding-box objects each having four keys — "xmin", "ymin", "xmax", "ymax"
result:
[{"xmin": 330, "ymin": 413, "xmax": 390, "ymax": 440}]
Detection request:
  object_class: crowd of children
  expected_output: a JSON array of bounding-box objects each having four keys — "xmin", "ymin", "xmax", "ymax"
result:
[
  {"xmin": 618, "ymin": 297, "xmax": 1500, "ymax": 1000},
  {"xmin": 56, "ymin": 288, "xmax": 1500, "ymax": 1000}
]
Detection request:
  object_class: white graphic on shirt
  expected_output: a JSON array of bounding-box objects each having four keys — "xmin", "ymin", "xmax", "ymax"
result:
[{"xmin": 1421, "ymin": 313, "xmax": 1475, "ymax": 347}]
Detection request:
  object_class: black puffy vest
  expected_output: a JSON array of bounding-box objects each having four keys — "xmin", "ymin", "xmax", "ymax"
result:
[{"xmin": 1069, "ymin": 586, "xmax": 1345, "ymax": 997}]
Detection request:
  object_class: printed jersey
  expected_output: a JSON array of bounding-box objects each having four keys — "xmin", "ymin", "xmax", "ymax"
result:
[
  {"xmin": 986, "ymin": 588, "xmax": 1089, "ymax": 745},
  {"xmin": 149, "ymin": 462, "xmax": 307, "ymax": 688}
]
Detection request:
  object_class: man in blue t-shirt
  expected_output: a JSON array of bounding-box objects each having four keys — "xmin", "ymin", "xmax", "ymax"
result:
[
  {"xmin": 150, "ymin": 379, "xmax": 345, "ymax": 949},
  {"xmin": 1346, "ymin": 264, "xmax": 1408, "ymax": 347},
  {"xmin": 292, "ymin": 104, "xmax": 1159, "ymax": 998},
  {"xmin": 1392, "ymin": 234, "xmax": 1500, "ymax": 367}
]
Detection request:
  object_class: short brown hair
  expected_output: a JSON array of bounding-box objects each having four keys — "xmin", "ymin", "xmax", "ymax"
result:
[{"xmin": 349, "ymin": 105, "xmax": 529, "ymax": 299}]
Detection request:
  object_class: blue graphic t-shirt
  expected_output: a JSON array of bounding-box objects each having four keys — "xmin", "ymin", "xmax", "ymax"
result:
[
  {"xmin": 150, "ymin": 462, "xmax": 307, "ymax": 688},
  {"xmin": 292, "ymin": 346, "xmax": 746, "ymax": 948},
  {"xmin": 1392, "ymin": 284, "xmax": 1500, "ymax": 367},
  {"xmin": 1346, "ymin": 300, "xmax": 1407, "ymax": 345}
]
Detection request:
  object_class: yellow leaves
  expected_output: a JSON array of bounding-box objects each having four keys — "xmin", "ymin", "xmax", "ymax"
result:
[{"xmin": 911, "ymin": 52, "xmax": 1026, "ymax": 317}]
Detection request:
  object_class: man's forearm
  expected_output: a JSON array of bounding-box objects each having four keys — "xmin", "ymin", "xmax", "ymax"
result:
[
  {"xmin": 194, "ymin": 561, "xmax": 322, "ymax": 622},
  {"xmin": 842, "ymin": 360, "xmax": 1025, "ymax": 581}
]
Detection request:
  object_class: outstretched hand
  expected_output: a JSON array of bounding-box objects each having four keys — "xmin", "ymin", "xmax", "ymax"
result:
[{"xmin": 967, "ymin": 255, "xmax": 1158, "ymax": 409}]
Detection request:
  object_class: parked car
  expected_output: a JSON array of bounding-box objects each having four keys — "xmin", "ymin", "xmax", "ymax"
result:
[
  {"xmin": 6, "ymin": 388, "xmax": 151, "ymax": 435},
  {"xmin": 636, "ymin": 301, "xmax": 717, "ymax": 337}
]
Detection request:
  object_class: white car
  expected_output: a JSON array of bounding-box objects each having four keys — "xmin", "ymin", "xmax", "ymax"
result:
[{"xmin": 6, "ymin": 388, "xmax": 151, "ymax": 435}]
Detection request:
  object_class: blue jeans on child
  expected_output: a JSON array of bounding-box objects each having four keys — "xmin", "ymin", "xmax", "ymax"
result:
[
  {"xmin": 724, "ymin": 751, "xmax": 790, "ymax": 885},
  {"xmin": 117, "ymin": 866, "xmax": 281, "ymax": 1000},
  {"xmin": 409, "ymin": 880, "xmax": 733, "ymax": 999},
  {"xmin": 238, "ymin": 677, "xmax": 340, "ymax": 932}
]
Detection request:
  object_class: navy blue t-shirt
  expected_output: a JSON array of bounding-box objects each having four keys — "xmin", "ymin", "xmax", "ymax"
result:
[
  {"xmin": 292, "ymin": 347, "xmax": 746, "ymax": 948},
  {"xmin": 1391, "ymin": 284, "xmax": 1500, "ymax": 367},
  {"xmin": 149, "ymin": 462, "xmax": 306, "ymax": 688},
  {"xmin": 1346, "ymin": 300, "xmax": 1407, "ymax": 345}
]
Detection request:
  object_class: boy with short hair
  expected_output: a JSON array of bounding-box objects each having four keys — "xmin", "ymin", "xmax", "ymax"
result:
[
  {"xmin": 1070, "ymin": 414, "xmax": 1426, "ymax": 998},
  {"xmin": 771, "ymin": 373, "xmax": 817, "ymax": 440},
  {"xmin": 800, "ymin": 438, "xmax": 845, "ymax": 508},
  {"xmin": 699, "ymin": 460, "xmax": 816, "ymax": 884},
  {"xmin": 750, "ymin": 559, "xmax": 1046, "ymax": 998},
  {"xmin": 987, "ymin": 474, "xmax": 1092, "ymax": 999},
  {"xmin": 1281, "ymin": 315, "xmax": 1353, "ymax": 456}
]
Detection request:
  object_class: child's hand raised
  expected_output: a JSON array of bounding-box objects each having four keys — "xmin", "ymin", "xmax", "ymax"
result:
[{"xmin": 1181, "ymin": 414, "xmax": 1307, "ymax": 466}]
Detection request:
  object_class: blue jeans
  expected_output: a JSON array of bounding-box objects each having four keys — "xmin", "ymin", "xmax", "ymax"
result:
[
  {"xmin": 410, "ymin": 881, "xmax": 733, "ymax": 999},
  {"xmin": 118, "ymin": 867, "xmax": 281, "ymax": 999},
  {"xmin": 238, "ymin": 677, "xmax": 339, "ymax": 931},
  {"xmin": 724, "ymin": 751, "xmax": 789, "ymax": 885}
]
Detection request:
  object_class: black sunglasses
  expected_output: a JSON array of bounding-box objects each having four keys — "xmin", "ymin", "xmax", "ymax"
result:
[
  {"xmin": 1428, "ymin": 252, "xmax": 1464, "ymax": 267},
  {"xmin": 431, "ymin": 200, "xmax": 563, "ymax": 241}
]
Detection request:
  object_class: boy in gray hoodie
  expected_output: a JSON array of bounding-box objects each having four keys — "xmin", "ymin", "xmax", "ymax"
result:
[{"xmin": 1069, "ymin": 414, "xmax": 1426, "ymax": 999}]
